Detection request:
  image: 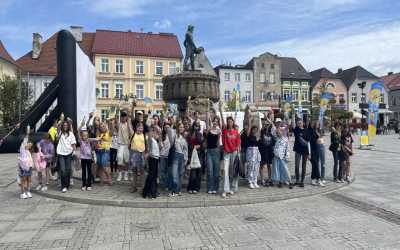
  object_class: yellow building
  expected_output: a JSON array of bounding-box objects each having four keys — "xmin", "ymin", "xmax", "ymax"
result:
[
  {"xmin": 0, "ymin": 40, "xmax": 18, "ymax": 79},
  {"xmin": 92, "ymin": 30, "xmax": 183, "ymax": 120}
]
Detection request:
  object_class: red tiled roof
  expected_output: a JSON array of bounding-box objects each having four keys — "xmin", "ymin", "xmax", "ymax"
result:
[
  {"xmin": 0, "ymin": 40, "xmax": 17, "ymax": 65},
  {"xmin": 92, "ymin": 29, "xmax": 182, "ymax": 59},
  {"xmin": 381, "ymin": 73, "xmax": 400, "ymax": 91},
  {"xmin": 17, "ymin": 32, "xmax": 95, "ymax": 76}
]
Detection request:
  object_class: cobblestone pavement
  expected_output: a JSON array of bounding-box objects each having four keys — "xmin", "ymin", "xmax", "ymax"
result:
[{"xmin": 0, "ymin": 135, "xmax": 399, "ymax": 249}]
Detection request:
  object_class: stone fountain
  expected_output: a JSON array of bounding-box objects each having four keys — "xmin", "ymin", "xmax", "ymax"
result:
[{"xmin": 162, "ymin": 25, "xmax": 219, "ymax": 115}]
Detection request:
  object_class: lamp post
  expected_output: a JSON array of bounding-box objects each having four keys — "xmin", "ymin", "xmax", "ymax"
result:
[{"xmin": 357, "ymin": 81, "xmax": 367, "ymax": 130}]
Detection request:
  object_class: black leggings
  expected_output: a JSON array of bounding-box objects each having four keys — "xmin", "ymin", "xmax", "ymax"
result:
[
  {"xmin": 110, "ymin": 148, "xmax": 118, "ymax": 172},
  {"xmin": 81, "ymin": 159, "xmax": 93, "ymax": 187}
]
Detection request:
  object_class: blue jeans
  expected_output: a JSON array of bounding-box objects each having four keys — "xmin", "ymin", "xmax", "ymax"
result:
[
  {"xmin": 207, "ymin": 148, "xmax": 220, "ymax": 192},
  {"xmin": 171, "ymin": 152, "xmax": 185, "ymax": 193},
  {"xmin": 272, "ymin": 157, "xmax": 291, "ymax": 183},
  {"xmin": 96, "ymin": 150, "xmax": 110, "ymax": 168},
  {"xmin": 317, "ymin": 144, "xmax": 325, "ymax": 179},
  {"xmin": 159, "ymin": 156, "xmax": 170, "ymax": 190}
]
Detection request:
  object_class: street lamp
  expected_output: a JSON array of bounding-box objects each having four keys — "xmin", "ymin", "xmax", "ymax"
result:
[{"xmin": 357, "ymin": 81, "xmax": 367, "ymax": 130}]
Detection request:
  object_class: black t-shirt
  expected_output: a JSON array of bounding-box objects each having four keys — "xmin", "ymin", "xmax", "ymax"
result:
[
  {"xmin": 247, "ymin": 135, "xmax": 259, "ymax": 147},
  {"xmin": 207, "ymin": 132, "xmax": 219, "ymax": 149}
]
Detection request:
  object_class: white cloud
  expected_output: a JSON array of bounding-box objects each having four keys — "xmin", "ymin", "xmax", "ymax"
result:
[
  {"xmin": 208, "ymin": 21, "xmax": 400, "ymax": 76},
  {"xmin": 153, "ymin": 19, "xmax": 172, "ymax": 29},
  {"xmin": 77, "ymin": 0, "xmax": 153, "ymax": 17}
]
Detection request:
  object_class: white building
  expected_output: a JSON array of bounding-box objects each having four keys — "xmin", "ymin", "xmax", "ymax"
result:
[{"xmin": 214, "ymin": 64, "xmax": 254, "ymax": 107}]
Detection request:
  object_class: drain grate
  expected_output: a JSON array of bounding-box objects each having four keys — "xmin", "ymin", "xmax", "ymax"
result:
[
  {"xmin": 134, "ymin": 222, "xmax": 159, "ymax": 232},
  {"xmin": 244, "ymin": 216, "xmax": 263, "ymax": 222},
  {"xmin": 326, "ymin": 193, "xmax": 400, "ymax": 226},
  {"xmin": 52, "ymin": 219, "xmax": 80, "ymax": 225}
]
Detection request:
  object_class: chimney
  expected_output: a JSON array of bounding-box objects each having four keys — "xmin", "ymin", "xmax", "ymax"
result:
[
  {"xmin": 337, "ymin": 68, "xmax": 343, "ymax": 74},
  {"xmin": 388, "ymin": 72, "xmax": 393, "ymax": 76},
  {"xmin": 32, "ymin": 33, "xmax": 42, "ymax": 59},
  {"xmin": 70, "ymin": 26, "xmax": 83, "ymax": 42}
]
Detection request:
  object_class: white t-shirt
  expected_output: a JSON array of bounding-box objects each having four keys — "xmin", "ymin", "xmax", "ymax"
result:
[{"xmin": 57, "ymin": 132, "xmax": 77, "ymax": 156}]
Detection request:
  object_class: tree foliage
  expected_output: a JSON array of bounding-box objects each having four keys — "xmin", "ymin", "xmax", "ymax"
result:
[{"xmin": 0, "ymin": 75, "xmax": 33, "ymax": 128}]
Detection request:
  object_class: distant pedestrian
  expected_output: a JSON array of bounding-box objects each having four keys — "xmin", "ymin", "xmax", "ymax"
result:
[
  {"xmin": 309, "ymin": 120, "xmax": 325, "ymax": 187},
  {"xmin": 258, "ymin": 121, "xmax": 275, "ymax": 187},
  {"xmin": 271, "ymin": 123, "xmax": 293, "ymax": 189},
  {"xmin": 18, "ymin": 138, "xmax": 34, "ymax": 199}
]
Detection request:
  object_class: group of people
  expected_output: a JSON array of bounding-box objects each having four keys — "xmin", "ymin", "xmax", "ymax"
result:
[{"xmin": 16, "ymin": 101, "xmax": 354, "ymax": 200}]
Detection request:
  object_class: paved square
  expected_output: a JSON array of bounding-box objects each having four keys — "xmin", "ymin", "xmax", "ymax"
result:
[{"xmin": 40, "ymin": 229, "xmax": 75, "ymax": 241}]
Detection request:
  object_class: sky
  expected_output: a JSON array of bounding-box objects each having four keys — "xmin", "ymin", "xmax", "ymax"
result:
[{"xmin": 1, "ymin": 0, "xmax": 400, "ymax": 76}]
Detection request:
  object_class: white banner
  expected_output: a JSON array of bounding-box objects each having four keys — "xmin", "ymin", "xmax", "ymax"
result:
[{"xmin": 76, "ymin": 45, "xmax": 96, "ymax": 127}]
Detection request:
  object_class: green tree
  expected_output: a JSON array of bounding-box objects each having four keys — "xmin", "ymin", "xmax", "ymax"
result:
[{"xmin": 0, "ymin": 75, "xmax": 33, "ymax": 128}]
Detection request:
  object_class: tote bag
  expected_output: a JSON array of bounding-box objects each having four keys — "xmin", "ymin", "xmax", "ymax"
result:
[{"xmin": 189, "ymin": 148, "xmax": 202, "ymax": 169}]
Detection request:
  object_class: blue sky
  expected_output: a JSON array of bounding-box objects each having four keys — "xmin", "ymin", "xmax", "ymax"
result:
[{"xmin": 1, "ymin": 0, "xmax": 400, "ymax": 76}]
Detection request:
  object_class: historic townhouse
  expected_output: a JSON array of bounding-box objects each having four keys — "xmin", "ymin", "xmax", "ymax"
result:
[
  {"xmin": 310, "ymin": 67, "xmax": 348, "ymax": 110},
  {"xmin": 214, "ymin": 64, "xmax": 253, "ymax": 106},
  {"xmin": 280, "ymin": 57, "xmax": 312, "ymax": 115},
  {"xmin": 245, "ymin": 52, "xmax": 281, "ymax": 112},
  {"xmin": 336, "ymin": 66, "xmax": 389, "ymax": 125},
  {"xmin": 381, "ymin": 72, "xmax": 400, "ymax": 122},
  {"xmin": 0, "ymin": 40, "xmax": 18, "ymax": 79},
  {"xmin": 92, "ymin": 30, "xmax": 182, "ymax": 120}
]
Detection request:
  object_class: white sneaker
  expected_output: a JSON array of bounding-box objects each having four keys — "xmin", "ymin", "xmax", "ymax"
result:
[
  {"xmin": 193, "ymin": 190, "xmax": 197, "ymax": 194},
  {"xmin": 41, "ymin": 186, "xmax": 48, "ymax": 191},
  {"xmin": 70, "ymin": 179, "xmax": 74, "ymax": 186},
  {"xmin": 212, "ymin": 191, "xmax": 217, "ymax": 194},
  {"xmin": 35, "ymin": 185, "xmax": 42, "ymax": 191},
  {"xmin": 311, "ymin": 179, "xmax": 317, "ymax": 185},
  {"xmin": 321, "ymin": 180, "xmax": 326, "ymax": 184},
  {"xmin": 20, "ymin": 193, "xmax": 28, "ymax": 199},
  {"xmin": 254, "ymin": 183, "xmax": 260, "ymax": 188},
  {"xmin": 221, "ymin": 192, "xmax": 227, "ymax": 198},
  {"xmin": 81, "ymin": 187, "xmax": 86, "ymax": 191},
  {"xmin": 123, "ymin": 172, "xmax": 129, "ymax": 181},
  {"xmin": 26, "ymin": 192, "xmax": 32, "ymax": 198},
  {"xmin": 249, "ymin": 183, "xmax": 255, "ymax": 189},
  {"xmin": 208, "ymin": 191, "xmax": 213, "ymax": 194},
  {"xmin": 51, "ymin": 174, "xmax": 58, "ymax": 181},
  {"xmin": 87, "ymin": 187, "xmax": 92, "ymax": 191},
  {"xmin": 318, "ymin": 180, "xmax": 325, "ymax": 187},
  {"xmin": 117, "ymin": 172, "xmax": 122, "ymax": 182},
  {"xmin": 62, "ymin": 188, "xmax": 67, "ymax": 193},
  {"xmin": 229, "ymin": 191, "xmax": 234, "ymax": 195}
]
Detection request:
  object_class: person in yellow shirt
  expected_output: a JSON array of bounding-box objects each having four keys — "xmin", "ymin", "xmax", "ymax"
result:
[
  {"xmin": 95, "ymin": 122, "xmax": 112, "ymax": 185},
  {"xmin": 48, "ymin": 120, "xmax": 58, "ymax": 142},
  {"xmin": 129, "ymin": 122, "xmax": 147, "ymax": 193}
]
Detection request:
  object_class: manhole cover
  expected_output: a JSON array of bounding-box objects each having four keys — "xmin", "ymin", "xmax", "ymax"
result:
[{"xmin": 244, "ymin": 216, "xmax": 262, "ymax": 222}]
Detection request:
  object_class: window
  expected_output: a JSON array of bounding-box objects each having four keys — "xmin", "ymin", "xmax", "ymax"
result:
[
  {"xmin": 361, "ymin": 93, "xmax": 366, "ymax": 103},
  {"xmin": 101, "ymin": 109, "xmax": 109, "ymax": 121},
  {"xmin": 351, "ymin": 93, "xmax": 357, "ymax": 103},
  {"xmin": 261, "ymin": 91, "xmax": 267, "ymax": 101},
  {"xmin": 261, "ymin": 63, "xmax": 265, "ymax": 68},
  {"xmin": 313, "ymin": 93, "xmax": 319, "ymax": 103},
  {"xmin": 224, "ymin": 90, "xmax": 230, "ymax": 101},
  {"xmin": 301, "ymin": 81, "xmax": 308, "ymax": 86},
  {"xmin": 115, "ymin": 83, "xmax": 123, "ymax": 99},
  {"xmin": 283, "ymin": 89, "xmax": 291, "ymax": 100},
  {"xmin": 155, "ymin": 62, "xmax": 163, "ymax": 75},
  {"xmin": 301, "ymin": 90, "xmax": 308, "ymax": 101},
  {"xmin": 115, "ymin": 59, "xmax": 123, "ymax": 73},
  {"xmin": 155, "ymin": 84, "xmax": 163, "ymax": 100},
  {"xmin": 269, "ymin": 72, "xmax": 275, "ymax": 83},
  {"xmin": 101, "ymin": 58, "xmax": 109, "ymax": 73},
  {"xmin": 136, "ymin": 60, "xmax": 144, "ymax": 74},
  {"xmin": 392, "ymin": 97, "xmax": 397, "ymax": 106},
  {"xmin": 339, "ymin": 94, "xmax": 345, "ymax": 103},
  {"xmin": 260, "ymin": 72, "xmax": 266, "ymax": 83},
  {"xmin": 136, "ymin": 84, "xmax": 144, "ymax": 99},
  {"xmin": 168, "ymin": 62, "xmax": 177, "ymax": 75},
  {"xmin": 234, "ymin": 73, "xmax": 240, "ymax": 82},
  {"xmin": 380, "ymin": 94, "xmax": 384, "ymax": 104},
  {"xmin": 245, "ymin": 73, "xmax": 251, "ymax": 81},
  {"xmin": 293, "ymin": 90, "xmax": 299, "ymax": 101},
  {"xmin": 270, "ymin": 64, "xmax": 275, "ymax": 69},
  {"xmin": 245, "ymin": 91, "xmax": 251, "ymax": 102},
  {"xmin": 224, "ymin": 72, "xmax": 230, "ymax": 81},
  {"xmin": 101, "ymin": 82, "xmax": 109, "ymax": 98}
]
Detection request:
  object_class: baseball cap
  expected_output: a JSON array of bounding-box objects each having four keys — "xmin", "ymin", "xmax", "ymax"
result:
[{"xmin": 275, "ymin": 118, "xmax": 282, "ymax": 123}]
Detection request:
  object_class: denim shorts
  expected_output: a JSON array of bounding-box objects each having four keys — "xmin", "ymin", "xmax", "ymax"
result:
[{"xmin": 96, "ymin": 150, "xmax": 110, "ymax": 168}]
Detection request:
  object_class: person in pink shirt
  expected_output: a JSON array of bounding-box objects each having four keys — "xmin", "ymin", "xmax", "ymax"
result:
[
  {"xmin": 18, "ymin": 139, "xmax": 34, "ymax": 199},
  {"xmin": 32, "ymin": 143, "xmax": 47, "ymax": 191}
]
